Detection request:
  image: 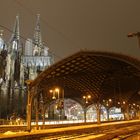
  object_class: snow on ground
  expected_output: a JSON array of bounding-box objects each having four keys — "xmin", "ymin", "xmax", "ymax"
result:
[{"xmin": 3, "ymin": 131, "xmax": 28, "ymax": 135}]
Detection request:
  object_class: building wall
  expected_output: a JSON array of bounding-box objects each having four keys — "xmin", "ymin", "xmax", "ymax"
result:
[{"xmin": 0, "ymin": 15, "xmax": 54, "ymax": 119}]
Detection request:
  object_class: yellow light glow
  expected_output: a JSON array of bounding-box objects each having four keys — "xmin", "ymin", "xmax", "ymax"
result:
[
  {"xmin": 109, "ymin": 99, "xmax": 112, "ymax": 102},
  {"xmin": 49, "ymin": 89, "xmax": 53, "ymax": 93},
  {"xmin": 123, "ymin": 101, "xmax": 125, "ymax": 104},
  {"xmin": 52, "ymin": 96, "xmax": 56, "ymax": 99},
  {"xmin": 55, "ymin": 88, "xmax": 59, "ymax": 93},
  {"xmin": 55, "ymin": 105, "xmax": 58, "ymax": 109},
  {"xmin": 88, "ymin": 95, "xmax": 91, "ymax": 99},
  {"xmin": 83, "ymin": 96, "xmax": 86, "ymax": 99}
]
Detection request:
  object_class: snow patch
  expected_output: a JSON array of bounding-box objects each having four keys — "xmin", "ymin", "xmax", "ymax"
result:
[{"xmin": 3, "ymin": 131, "xmax": 16, "ymax": 135}]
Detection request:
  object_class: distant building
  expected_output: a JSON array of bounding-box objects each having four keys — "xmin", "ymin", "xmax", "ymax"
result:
[{"xmin": 0, "ymin": 15, "xmax": 54, "ymax": 118}]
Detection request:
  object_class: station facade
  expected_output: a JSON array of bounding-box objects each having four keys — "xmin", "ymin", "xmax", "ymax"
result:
[{"xmin": 25, "ymin": 51, "xmax": 140, "ymax": 129}]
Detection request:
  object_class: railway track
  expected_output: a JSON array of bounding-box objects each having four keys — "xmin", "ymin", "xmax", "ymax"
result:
[
  {"xmin": 40, "ymin": 125, "xmax": 140, "ymax": 140},
  {"xmin": 1, "ymin": 120, "xmax": 140, "ymax": 140}
]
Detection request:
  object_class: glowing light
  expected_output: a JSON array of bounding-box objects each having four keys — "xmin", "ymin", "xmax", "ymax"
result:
[
  {"xmin": 55, "ymin": 88, "xmax": 59, "ymax": 93},
  {"xmin": 88, "ymin": 95, "xmax": 91, "ymax": 99},
  {"xmin": 52, "ymin": 96, "xmax": 56, "ymax": 99},
  {"xmin": 123, "ymin": 101, "xmax": 125, "ymax": 104},
  {"xmin": 109, "ymin": 99, "xmax": 112, "ymax": 102},
  {"xmin": 49, "ymin": 90, "xmax": 53, "ymax": 93},
  {"xmin": 83, "ymin": 96, "xmax": 86, "ymax": 99}
]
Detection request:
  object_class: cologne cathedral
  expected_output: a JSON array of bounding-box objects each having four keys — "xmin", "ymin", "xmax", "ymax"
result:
[{"xmin": 0, "ymin": 15, "xmax": 54, "ymax": 119}]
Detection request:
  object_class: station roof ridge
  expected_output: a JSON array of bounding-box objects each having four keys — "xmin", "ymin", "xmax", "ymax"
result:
[
  {"xmin": 31, "ymin": 50, "xmax": 140, "ymax": 87},
  {"xmin": 28, "ymin": 50, "xmax": 140, "ymax": 103}
]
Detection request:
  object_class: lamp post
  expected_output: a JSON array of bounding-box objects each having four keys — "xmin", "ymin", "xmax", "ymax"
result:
[
  {"xmin": 83, "ymin": 94, "xmax": 91, "ymax": 123},
  {"xmin": 49, "ymin": 87, "xmax": 65, "ymax": 121},
  {"xmin": 136, "ymin": 104, "xmax": 140, "ymax": 119},
  {"xmin": 49, "ymin": 88, "xmax": 60, "ymax": 100},
  {"xmin": 102, "ymin": 98, "xmax": 112, "ymax": 121},
  {"xmin": 116, "ymin": 100, "xmax": 128, "ymax": 120},
  {"xmin": 49, "ymin": 88, "xmax": 60, "ymax": 120},
  {"xmin": 127, "ymin": 32, "xmax": 140, "ymax": 47},
  {"xmin": 128, "ymin": 103, "xmax": 140, "ymax": 120}
]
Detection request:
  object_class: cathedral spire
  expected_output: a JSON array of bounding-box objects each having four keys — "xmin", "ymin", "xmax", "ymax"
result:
[
  {"xmin": 33, "ymin": 14, "xmax": 42, "ymax": 47},
  {"xmin": 10, "ymin": 15, "xmax": 20, "ymax": 42}
]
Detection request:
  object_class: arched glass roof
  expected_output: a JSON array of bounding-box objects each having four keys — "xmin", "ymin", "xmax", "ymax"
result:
[{"xmin": 30, "ymin": 51, "xmax": 140, "ymax": 104}]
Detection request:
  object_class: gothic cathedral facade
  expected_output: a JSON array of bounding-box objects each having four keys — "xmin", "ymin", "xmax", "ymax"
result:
[{"xmin": 0, "ymin": 15, "xmax": 54, "ymax": 119}]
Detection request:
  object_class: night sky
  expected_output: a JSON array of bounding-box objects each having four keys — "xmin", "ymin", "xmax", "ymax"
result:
[{"xmin": 0, "ymin": 0, "xmax": 140, "ymax": 62}]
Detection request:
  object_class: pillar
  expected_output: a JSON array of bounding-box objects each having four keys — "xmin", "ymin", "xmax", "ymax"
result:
[
  {"xmin": 26, "ymin": 80, "xmax": 33, "ymax": 132},
  {"xmin": 61, "ymin": 88, "xmax": 65, "ymax": 119},
  {"xmin": 35, "ymin": 99, "xmax": 39, "ymax": 130},
  {"xmin": 42, "ymin": 106, "xmax": 45, "ymax": 126},
  {"xmin": 124, "ymin": 105, "xmax": 130, "ymax": 120},
  {"xmin": 96, "ymin": 102, "xmax": 101, "ymax": 124},
  {"xmin": 27, "ymin": 96, "xmax": 32, "ymax": 131},
  {"xmin": 84, "ymin": 107, "xmax": 86, "ymax": 123},
  {"xmin": 106, "ymin": 108, "xmax": 110, "ymax": 121}
]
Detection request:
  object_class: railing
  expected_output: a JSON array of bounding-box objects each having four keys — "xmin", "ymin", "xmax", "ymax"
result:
[
  {"xmin": 0, "ymin": 118, "xmax": 125, "ymax": 126},
  {"xmin": 0, "ymin": 119, "xmax": 26, "ymax": 126}
]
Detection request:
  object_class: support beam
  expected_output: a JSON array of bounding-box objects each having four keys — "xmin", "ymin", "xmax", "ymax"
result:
[
  {"xmin": 35, "ymin": 98, "xmax": 39, "ymax": 130},
  {"xmin": 26, "ymin": 80, "xmax": 33, "ymax": 132},
  {"xmin": 96, "ymin": 101, "xmax": 101, "ymax": 124},
  {"xmin": 83, "ymin": 103, "xmax": 87, "ymax": 123},
  {"xmin": 26, "ymin": 91, "xmax": 32, "ymax": 131}
]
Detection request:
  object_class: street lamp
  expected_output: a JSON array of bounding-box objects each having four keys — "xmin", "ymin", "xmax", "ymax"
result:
[
  {"xmin": 49, "ymin": 88, "xmax": 60, "ymax": 100},
  {"xmin": 128, "ymin": 103, "xmax": 140, "ymax": 119},
  {"xmin": 127, "ymin": 32, "xmax": 140, "ymax": 38},
  {"xmin": 55, "ymin": 88, "xmax": 60, "ymax": 99},
  {"xmin": 102, "ymin": 98, "xmax": 113, "ymax": 121},
  {"xmin": 49, "ymin": 87, "xmax": 61, "ymax": 120},
  {"xmin": 127, "ymin": 32, "xmax": 140, "ymax": 47},
  {"xmin": 83, "ymin": 95, "xmax": 91, "ymax": 104},
  {"xmin": 82, "ymin": 94, "xmax": 91, "ymax": 123},
  {"xmin": 49, "ymin": 89, "xmax": 55, "ymax": 100},
  {"xmin": 114, "ymin": 100, "xmax": 128, "ymax": 120}
]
